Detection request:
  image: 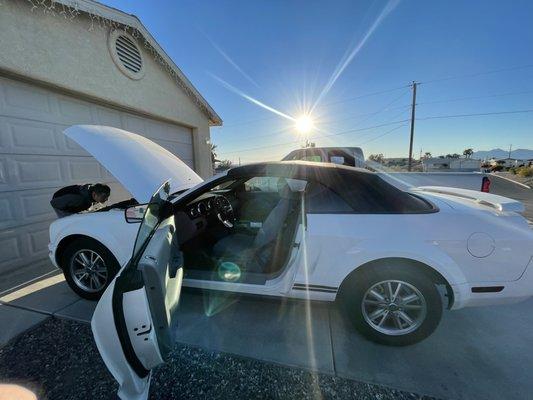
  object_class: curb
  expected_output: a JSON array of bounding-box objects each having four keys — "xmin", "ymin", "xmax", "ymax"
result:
[{"xmin": 492, "ymin": 174, "xmax": 532, "ymax": 189}]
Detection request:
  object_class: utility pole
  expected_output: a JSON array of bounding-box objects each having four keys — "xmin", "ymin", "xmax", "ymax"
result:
[
  {"xmin": 508, "ymin": 144, "xmax": 512, "ymax": 159},
  {"xmin": 408, "ymin": 81, "xmax": 417, "ymax": 171}
]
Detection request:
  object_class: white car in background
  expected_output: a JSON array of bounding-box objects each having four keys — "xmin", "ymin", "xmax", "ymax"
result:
[
  {"xmin": 50, "ymin": 126, "xmax": 533, "ymax": 354},
  {"xmin": 282, "ymin": 146, "xmax": 365, "ymax": 167}
]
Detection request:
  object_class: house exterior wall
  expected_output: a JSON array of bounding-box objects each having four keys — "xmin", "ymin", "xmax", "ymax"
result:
[{"xmin": 0, "ymin": 0, "xmax": 214, "ymax": 177}]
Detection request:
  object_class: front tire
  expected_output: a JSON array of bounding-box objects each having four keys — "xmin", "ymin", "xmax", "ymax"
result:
[
  {"xmin": 61, "ymin": 238, "xmax": 120, "ymax": 301},
  {"xmin": 340, "ymin": 265, "xmax": 443, "ymax": 346}
]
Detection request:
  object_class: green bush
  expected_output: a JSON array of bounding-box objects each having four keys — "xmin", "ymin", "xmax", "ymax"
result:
[
  {"xmin": 517, "ymin": 166, "xmax": 533, "ymax": 177},
  {"xmin": 491, "ymin": 165, "xmax": 504, "ymax": 172},
  {"xmin": 509, "ymin": 167, "xmax": 517, "ymax": 175}
]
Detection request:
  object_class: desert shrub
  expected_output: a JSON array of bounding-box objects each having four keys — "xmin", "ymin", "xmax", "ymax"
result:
[
  {"xmin": 517, "ymin": 166, "xmax": 533, "ymax": 177},
  {"xmin": 491, "ymin": 165, "xmax": 504, "ymax": 172}
]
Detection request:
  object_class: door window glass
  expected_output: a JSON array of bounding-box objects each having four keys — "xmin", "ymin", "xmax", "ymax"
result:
[{"xmin": 132, "ymin": 181, "xmax": 170, "ymax": 259}]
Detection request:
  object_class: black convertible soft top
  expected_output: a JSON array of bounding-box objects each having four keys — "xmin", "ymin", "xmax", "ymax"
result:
[{"xmin": 226, "ymin": 161, "xmax": 436, "ymax": 214}]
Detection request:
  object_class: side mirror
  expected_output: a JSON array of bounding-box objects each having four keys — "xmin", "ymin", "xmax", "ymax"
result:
[{"xmin": 125, "ymin": 204, "xmax": 146, "ymax": 223}]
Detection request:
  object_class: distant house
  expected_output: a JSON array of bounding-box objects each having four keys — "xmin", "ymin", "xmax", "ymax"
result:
[
  {"xmin": 422, "ymin": 157, "xmax": 481, "ymax": 172},
  {"xmin": 488, "ymin": 158, "xmax": 531, "ymax": 168}
]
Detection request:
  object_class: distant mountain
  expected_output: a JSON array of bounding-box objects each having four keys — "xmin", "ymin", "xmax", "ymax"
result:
[{"xmin": 473, "ymin": 148, "xmax": 533, "ymax": 160}]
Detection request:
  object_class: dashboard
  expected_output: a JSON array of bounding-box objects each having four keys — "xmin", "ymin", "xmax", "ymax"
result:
[
  {"xmin": 187, "ymin": 196, "xmax": 215, "ymax": 219},
  {"xmin": 185, "ymin": 194, "xmax": 232, "ymax": 220}
]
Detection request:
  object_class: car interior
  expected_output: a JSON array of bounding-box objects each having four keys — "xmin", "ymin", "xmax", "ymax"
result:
[{"xmin": 175, "ymin": 176, "xmax": 307, "ymax": 284}]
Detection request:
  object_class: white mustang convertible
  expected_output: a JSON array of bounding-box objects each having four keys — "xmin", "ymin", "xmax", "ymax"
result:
[{"xmin": 49, "ymin": 125, "xmax": 533, "ymax": 397}]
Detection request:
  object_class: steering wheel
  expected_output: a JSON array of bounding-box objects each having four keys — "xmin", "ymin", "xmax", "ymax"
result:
[{"xmin": 215, "ymin": 195, "xmax": 235, "ymax": 228}]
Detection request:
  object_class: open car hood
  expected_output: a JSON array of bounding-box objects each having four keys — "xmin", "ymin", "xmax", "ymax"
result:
[{"xmin": 64, "ymin": 125, "xmax": 203, "ymax": 202}]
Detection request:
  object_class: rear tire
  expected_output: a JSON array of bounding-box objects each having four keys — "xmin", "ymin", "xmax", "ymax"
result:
[
  {"xmin": 340, "ymin": 265, "xmax": 442, "ymax": 346},
  {"xmin": 61, "ymin": 238, "xmax": 120, "ymax": 301}
]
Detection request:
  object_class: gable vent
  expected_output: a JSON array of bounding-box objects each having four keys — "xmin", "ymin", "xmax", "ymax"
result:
[
  {"xmin": 108, "ymin": 30, "xmax": 145, "ymax": 80},
  {"xmin": 115, "ymin": 35, "xmax": 142, "ymax": 73}
]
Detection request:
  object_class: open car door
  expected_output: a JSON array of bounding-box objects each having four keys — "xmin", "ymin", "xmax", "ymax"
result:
[{"xmin": 91, "ymin": 181, "xmax": 183, "ymax": 400}]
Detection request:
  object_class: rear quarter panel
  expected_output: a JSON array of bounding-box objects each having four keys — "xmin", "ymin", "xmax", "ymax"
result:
[{"xmin": 299, "ymin": 203, "xmax": 533, "ymax": 292}]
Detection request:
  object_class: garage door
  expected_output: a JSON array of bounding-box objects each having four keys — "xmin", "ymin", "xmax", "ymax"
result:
[{"xmin": 0, "ymin": 76, "xmax": 194, "ymax": 275}]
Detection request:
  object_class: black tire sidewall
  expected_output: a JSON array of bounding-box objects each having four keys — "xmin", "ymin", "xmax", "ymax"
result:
[
  {"xmin": 342, "ymin": 266, "xmax": 443, "ymax": 346},
  {"xmin": 61, "ymin": 238, "xmax": 119, "ymax": 301}
]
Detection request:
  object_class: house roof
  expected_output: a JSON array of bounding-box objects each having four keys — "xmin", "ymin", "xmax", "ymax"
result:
[{"xmin": 55, "ymin": 0, "xmax": 222, "ymax": 126}]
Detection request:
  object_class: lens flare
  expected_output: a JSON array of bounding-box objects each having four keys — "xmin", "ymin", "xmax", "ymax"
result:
[
  {"xmin": 295, "ymin": 115, "xmax": 315, "ymax": 134},
  {"xmin": 217, "ymin": 261, "xmax": 242, "ymax": 282}
]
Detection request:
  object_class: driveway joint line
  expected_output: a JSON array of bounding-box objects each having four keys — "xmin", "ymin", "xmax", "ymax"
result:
[{"xmin": 327, "ymin": 305, "xmax": 338, "ymax": 376}]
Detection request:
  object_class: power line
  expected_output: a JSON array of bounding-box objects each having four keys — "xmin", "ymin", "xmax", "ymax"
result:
[
  {"xmin": 416, "ymin": 108, "xmax": 533, "ymax": 121},
  {"xmin": 419, "ymin": 64, "xmax": 533, "ymax": 85},
  {"xmin": 416, "ymin": 89, "xmax": 533, "ymax": 106},
  {"xmin": 358, "ymin": 123, "xmax": 408, "ymax": 145}
]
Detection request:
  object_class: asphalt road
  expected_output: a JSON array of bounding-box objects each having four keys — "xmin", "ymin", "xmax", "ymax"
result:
[{"xmin": 489, "ymin": 174, "xmax": 533, "ymax": 220}]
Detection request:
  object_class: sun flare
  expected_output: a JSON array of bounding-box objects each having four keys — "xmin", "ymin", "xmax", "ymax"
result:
[{"xmin": 295, "ymin": 115, "xmax": 315, "ymax": 134}]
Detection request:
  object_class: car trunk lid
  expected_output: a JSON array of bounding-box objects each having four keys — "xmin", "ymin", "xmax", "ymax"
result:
[{"xmin": 413, "ymin": 186, "xmax": 525, "ymax": 213}]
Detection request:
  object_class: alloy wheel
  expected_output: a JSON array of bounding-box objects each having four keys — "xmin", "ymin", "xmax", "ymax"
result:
[
  {"xmin": 70, "ymin": 249, "xmax": 108, "ymax": 293},
  {"xmin": 361, "ymin": 279, "xmax": 427, "ymax": 336}
]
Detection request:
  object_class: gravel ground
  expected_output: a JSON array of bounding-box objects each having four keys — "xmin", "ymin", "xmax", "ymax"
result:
[{"xmin": 0, "ymin": 318, "xmax": 436, "ymax": 400}]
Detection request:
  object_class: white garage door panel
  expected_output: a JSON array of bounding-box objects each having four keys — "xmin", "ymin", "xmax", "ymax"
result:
[
  {"xmin": 0, "ymin": 220, "xmax": 51, "ymax": 271},
  {"xmin": 0, "ymin": 76, "xmax": 195, "ymax": 274}
]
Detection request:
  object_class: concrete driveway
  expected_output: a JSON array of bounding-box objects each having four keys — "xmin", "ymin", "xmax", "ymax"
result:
[
  {"xmin": 1, "ymin": 173, "xmax": 532, "ymax": 399},
  {"xmin": 2, "ymin": 277, "xmax": 533, "ymax": 400}
]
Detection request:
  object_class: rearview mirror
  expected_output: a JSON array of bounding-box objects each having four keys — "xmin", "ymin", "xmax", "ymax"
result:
[{"xmin": 125, "ymin": 204, "xmax": 146, "ymax": 223}]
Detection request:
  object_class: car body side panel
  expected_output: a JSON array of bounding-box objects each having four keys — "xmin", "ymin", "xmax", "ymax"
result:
[
  {"xmin": 49, "ymin": 210, "xmax": 137, "ymax": 268},
  {"xmin": 298, "ymin": 207, "xmax": 533, "ymax": 291},
  {"xmin": 297, "ymin": 213, "xmax": 468, "ymax": 289}
]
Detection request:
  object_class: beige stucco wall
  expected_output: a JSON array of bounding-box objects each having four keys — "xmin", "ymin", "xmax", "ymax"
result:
[{"xmin": 0, "ymin": 0, "xmax": 214, "ymax": 177}]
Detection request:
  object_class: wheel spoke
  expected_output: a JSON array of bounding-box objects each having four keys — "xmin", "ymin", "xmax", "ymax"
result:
[
  {"xmin": 74, "ymin": 257, "xmax": 86, "ymax": 267},
  {"xmin": 95, "ymin": 271, "xmax": 107, "ymax": 279},
  {"xmin": 363, "ymin": 299, "xmax": 382, "ymax": 306},
  {"xmin": 392, "ymin": 283, "xmax": 402, "ymax": 302},
  {"xmin": 403, "ymin": 304, "xmax": 422, "ymax": 310},
  {"xmin": 369, "ymin": 307, "xmax": 387, "ymax": 322},
  {"xmin": 368, "ymin": 289, "xmax": 385, "ymax": 302},
  {"xmin": 386, "ymin": 282, "xmax": 394, "ymax": 299},
  {"xmin": 397, "ymin": 311, "xmax": 414, "ymax": 326},
  {"xmin": 377, "ymin": 311, "xmax": 390, "ymax": 327},
  {"xmin": 402, "ymin": 293, "xmax": 419, "ymax": 304},
  {"xmin": 75, "ymin": 272, "xmax": 88, "ymax": 281},
  {"xmin": 392, "ymin": 312, "xmax": 403, "ymax": 329},
  {"xmin": 79, "ymin": 252, "xmax": 91, "ymax": 267}
]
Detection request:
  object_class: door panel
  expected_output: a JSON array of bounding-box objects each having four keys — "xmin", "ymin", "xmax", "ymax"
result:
[{"xmin": 92, "ymin": 181, "xmax": 183, "ymax": 400}]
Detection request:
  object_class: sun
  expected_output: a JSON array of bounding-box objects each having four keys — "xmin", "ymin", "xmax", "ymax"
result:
[{"xmin": 294, "ymin": 115, "xmax": 314, "ymax": 134}]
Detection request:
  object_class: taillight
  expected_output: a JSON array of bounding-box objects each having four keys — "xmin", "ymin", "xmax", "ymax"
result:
[{"xmin": 481, "ymin": 176, "xmax": 491, "ymax": 193}]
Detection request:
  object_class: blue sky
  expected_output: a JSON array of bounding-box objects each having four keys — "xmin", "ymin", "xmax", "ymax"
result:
[{"xmin": 103, "ymin": 0, "xmax": 533, "ymax": 163}]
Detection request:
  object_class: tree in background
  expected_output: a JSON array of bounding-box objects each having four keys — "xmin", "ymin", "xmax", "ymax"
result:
[
  {"xmin": 423, "ymin": 152, "xmax": 432, "ymax": 159},
  {"xmin": 368, "ymin": 153, "xmax": 384, "ymax": 163},
  {"xmin": 216, "ymin": 159, "xmax": 233, "ymax": 171},
  {"xmin": 210, "ymin": 143, "xmax": 219, "ymax": 169},
  {"xmin": 445, "ymin": 153, "xmax": 461, "ymax": 159},
  {"xmin": 463, "ymin": 148, "xmax": 474, "ymax": 158}
]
